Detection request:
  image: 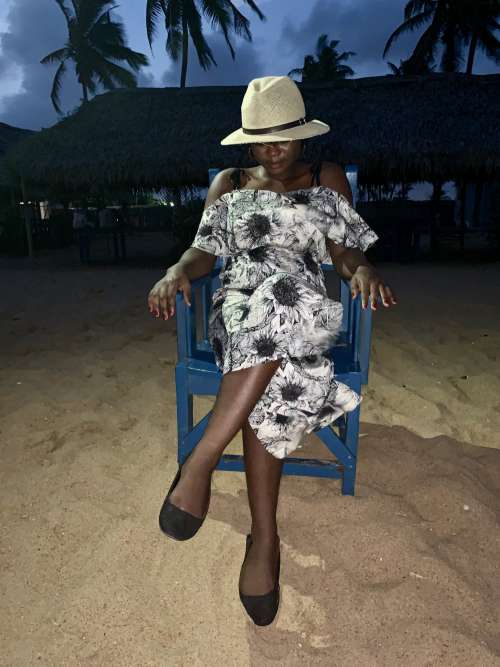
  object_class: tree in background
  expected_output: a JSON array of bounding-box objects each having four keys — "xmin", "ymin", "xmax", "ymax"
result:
[
  {"xmin": 383, "ymin": 0, "xmax": 500, "ymax": 74},
  {"xmin": 288, "ymin": 34, "xmax": 356, "ymax": 82},
  {"xmin": 146, "ymin": 0, "xmax": 266, "ymax": 88},
  {"xmin": 41, "ymin": 0, "xmax": 148, "ymax": 114},
  {"xmin": 387, "ymin": 57, "xmax": 435, "ymax": 75}
]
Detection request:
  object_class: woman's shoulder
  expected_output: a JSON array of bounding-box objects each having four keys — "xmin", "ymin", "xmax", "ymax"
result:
[
  {"xmin": 317, "ymin": 161, "xmax": 353, "ymax": 204},
  {"xmin": 204, "ymin": 168, "xmax": 239, "ymax": 207}
]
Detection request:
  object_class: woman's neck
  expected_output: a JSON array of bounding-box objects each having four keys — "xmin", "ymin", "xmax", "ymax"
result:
[{"xmin": 252, "ymin": 160, "xmax": 314, "ymax": 190}]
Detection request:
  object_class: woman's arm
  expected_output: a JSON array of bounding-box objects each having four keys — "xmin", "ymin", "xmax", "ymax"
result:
[
  {"xmin": 175, "ymin": 168, "xmax": 236, "ymax": 280},
  {"xmin": 318, "ymin": 162, "xmax": 397, "ymax": 310},
  {"xmin": 318, "ymin": 162, "xmax": 375, "ymax": 279}
]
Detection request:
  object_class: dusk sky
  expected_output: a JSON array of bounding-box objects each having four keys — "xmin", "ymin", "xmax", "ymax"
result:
[{"xmin": 0, "ymin": 0, "xmax": 498, "ymax": 131}]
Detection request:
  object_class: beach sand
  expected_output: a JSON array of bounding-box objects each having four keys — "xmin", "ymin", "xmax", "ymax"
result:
[{"xmin": 1, "ymin": 252, "xmax": 499, "ymax": 666}]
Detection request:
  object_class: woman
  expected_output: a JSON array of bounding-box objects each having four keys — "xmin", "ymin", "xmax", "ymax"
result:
[{"xmin": 147, "ymin": 76, "xmax": 397, "ymax": 626}]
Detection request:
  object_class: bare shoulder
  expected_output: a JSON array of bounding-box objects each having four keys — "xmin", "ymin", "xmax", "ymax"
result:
[
  {"xmin": 318, "ymin": 161, "xmax": 353, "ymax": 204},
  {"xmin": 204, "ymin": 168, "xmax": 239, "ymax": 208}
]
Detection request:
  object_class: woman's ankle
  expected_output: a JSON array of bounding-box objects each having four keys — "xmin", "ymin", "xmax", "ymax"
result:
[{"xmin": 250, "ymin": 527, "xmax": 279, "ymax": 546}]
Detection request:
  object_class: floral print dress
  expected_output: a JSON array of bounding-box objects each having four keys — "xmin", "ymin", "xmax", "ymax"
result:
[{"xmin": 191, "ymin": 185, "xmax": 379, "ymax": 459}]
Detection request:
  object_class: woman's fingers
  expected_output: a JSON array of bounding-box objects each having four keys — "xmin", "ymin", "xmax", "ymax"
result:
[
  {"xmin": 384, "ymin": 284, "xmax": 397, "ymax": 304},
  {"xmin": 180, "ymin": 281, "xmax": 192, "ymax": 307},
  {"xmin": 149, "ymin": 276, "xmax": 192, "ymax": 320},
  {"xmin": 369, "ymin": 281, "xmax": 380, "ymax": 310},
  {"xmin": 148, "ymin": 289, "xmax": 160, "ymax": 316}
]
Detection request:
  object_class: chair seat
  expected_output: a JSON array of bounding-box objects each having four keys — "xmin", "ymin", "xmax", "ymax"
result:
[{"xmin": 192, "ymin": 331, "xmax": 359, "ymax": 377}]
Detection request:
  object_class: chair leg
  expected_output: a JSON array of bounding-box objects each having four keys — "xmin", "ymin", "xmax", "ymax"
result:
[
  {"xmin": 175, "ymin": 364, "xmax": 193, "ymax": 464},
  {"xmin": 341, "ymin": 403, "xmax": 361, "ymax": 495}
]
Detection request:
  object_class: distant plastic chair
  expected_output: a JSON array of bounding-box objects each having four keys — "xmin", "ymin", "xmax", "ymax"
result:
[{"xmin": 174, "ymin": 165, "xmax": 373, "ymax": 495}]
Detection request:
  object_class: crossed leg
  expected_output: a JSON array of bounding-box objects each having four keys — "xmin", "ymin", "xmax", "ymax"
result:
[
  {"xmin": 239, "ymin": 419, "xmax": 284, "ymax": 596},
  {"xmin": 168, "ymin": 358, "xmax": 282, "ymax": 518}
]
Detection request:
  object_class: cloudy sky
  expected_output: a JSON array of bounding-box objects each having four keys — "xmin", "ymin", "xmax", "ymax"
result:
[{"xmin": 0, "ymin": 0, "xmax": 497, "ymax": 131}]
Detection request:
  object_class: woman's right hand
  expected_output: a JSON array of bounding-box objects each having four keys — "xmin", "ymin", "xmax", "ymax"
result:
[{"xmin": 147, "ymin": 264, "xmax": 192, "ymax": 320}]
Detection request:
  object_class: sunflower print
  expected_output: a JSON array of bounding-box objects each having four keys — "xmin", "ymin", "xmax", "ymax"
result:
[{"xmin": 191, "ymin": 185, "xmax": 379, "ymax": 459}]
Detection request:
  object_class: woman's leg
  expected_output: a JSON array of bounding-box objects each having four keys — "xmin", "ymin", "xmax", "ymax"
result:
[
  {"xmin": 168, "ymin": 358, "xmax": 282, "ymax": 517},
  {"xmin": 239, "ymin": 419, "xmax": 283, "ymax": 595}
]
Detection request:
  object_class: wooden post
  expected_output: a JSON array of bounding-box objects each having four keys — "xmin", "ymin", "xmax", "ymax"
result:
[
  {"xmin": 430, "ymin": 179, "xmax": 442, "ymax": 259},
  {"xmin": 459, "ymin": 180, "xmax": 467, "ymax": 257},
  {"xmin": 20, "ymin": 177, "xmax": 34, "ymax": 259}
]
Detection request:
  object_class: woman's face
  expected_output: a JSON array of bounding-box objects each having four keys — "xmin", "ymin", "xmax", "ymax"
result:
[{"xmin": 250, "ymin": 139, "xmax": 302, "ymax": 176}]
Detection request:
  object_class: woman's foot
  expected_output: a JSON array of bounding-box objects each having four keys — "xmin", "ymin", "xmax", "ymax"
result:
[
  {"xmin": 239, "ymin": 533, "xmax": 280, "ymax": 596},
  {"xmin": 168, "ymin": 453, "xmax": 213, "ymax": 519}
]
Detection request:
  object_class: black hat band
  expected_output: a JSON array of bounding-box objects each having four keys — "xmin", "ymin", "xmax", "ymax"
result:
[{"xmin": 242, "ymin": 116, "xmax": 308, "ymax": 135}]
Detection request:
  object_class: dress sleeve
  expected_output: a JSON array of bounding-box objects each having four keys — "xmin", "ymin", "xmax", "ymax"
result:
[
  {"xmin": 325, "ymin": 192, "xmax": 379, "ymax": 252},
  {"xmin": 191, "ymin": 196, "xmax": 231, "ymax": 257}
]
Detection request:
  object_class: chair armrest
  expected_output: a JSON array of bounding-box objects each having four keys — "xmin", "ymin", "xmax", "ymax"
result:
[{"xmin": 175, "ymin": 265, "xmax": 221, "ymax": 360}]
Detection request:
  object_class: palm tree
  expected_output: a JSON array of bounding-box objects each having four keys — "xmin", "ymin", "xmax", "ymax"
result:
[
  {"xmin": 383, "ymin": 0, "xmax": 499, "ymax": 75},
  {"xmin": 288, "ymin": 34, "xmax": 355, "ymax": 82},
  {"xmin": 41, "ymin": 0, "xmax": 149, "ymax": 114},
  {"xmin": 462, "ymin": 0, "xmax": 500, "ymax": 74},
  {"xmin": 146, "ymin": 0, "xmax": 266, "ymax": 88}
]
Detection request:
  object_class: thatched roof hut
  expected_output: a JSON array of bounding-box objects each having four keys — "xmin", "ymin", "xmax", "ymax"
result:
[
  {"xmin": 0, "ymin": 122, "xmax": 34, "ymax": 189},
  {"xmin": 7, "ymin": 73, "xmax": 500, "ymax": 191}
]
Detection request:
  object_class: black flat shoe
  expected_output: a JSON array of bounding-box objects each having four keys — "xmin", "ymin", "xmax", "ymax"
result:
[
  {"xmin": 239, "ymin": 534, "xmax": 281, "ymax": 626},
  {"xmin": 158, "ymin": 463, "xmax": 211, "ymax": 541}
]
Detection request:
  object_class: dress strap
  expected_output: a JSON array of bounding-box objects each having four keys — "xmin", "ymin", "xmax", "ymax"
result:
[
  {"xmin": 230, "ymin": 168, "xmax": 243, "ymax": 190},
  {"xmin": 310, "ymin": 159, "xmax": 322, "ymax": 187}
]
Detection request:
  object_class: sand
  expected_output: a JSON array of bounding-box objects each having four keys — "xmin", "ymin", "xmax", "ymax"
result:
[{"xmin": 1, "ymin": 250, "xmax": 500, "ymax": 666}]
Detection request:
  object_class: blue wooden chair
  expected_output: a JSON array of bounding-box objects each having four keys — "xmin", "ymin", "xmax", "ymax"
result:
[{"xmin": 174, "ymin": 165, "xmax": 373, "ymax": 495}]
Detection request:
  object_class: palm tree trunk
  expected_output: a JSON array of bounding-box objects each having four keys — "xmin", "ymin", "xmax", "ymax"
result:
[
  {"xmin": 81, "ymin": 83, "xmax": 88, "ymax": 103},
  {"xmin": 20, "ymin": 177, "xmax": 34, "ymax": 260},
  {"xmin": 473, "ymin": 181, "xmax": 483, "ymax": 228},
  {"xmin": 180, "ymin": 13, "xmax": 189, "ymax": 88},
  {"xmin": 466, "ymin": 33, "xmax": 478, "ymax": 74}
]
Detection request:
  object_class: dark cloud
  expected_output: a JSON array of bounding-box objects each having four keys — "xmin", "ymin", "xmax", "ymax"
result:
[
  {"xmin": 161, "ymin": 30, "xmax": 265, "ymax": 86},
  {"xmin": 137, "ymin": 70, "xmax": 156, "ymax": 87}
]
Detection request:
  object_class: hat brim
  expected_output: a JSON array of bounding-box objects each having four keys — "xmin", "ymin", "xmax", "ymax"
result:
[{"xmin": 220, "ymin": 119, "xmax": 330, "ymax": 145}]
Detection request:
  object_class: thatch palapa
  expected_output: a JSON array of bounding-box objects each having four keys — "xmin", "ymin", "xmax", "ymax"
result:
[
  {"xmin": 0, "ymin": 122, "xmax": 35, "ymax": 189},
  {"xmin": 7, "ymin": 73, "xmax": 500, "ymax": 191}
]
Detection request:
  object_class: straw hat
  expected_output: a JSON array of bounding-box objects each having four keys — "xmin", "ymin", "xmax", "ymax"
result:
[{"xmin": 220, "ymin": 75, "xmax": 330, "ymax": 145}]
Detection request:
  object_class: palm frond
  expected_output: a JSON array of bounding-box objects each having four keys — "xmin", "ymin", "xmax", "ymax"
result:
[
  {"xmin": 185, "ymin": 0, "xmax": 217, "ymax": 69},
  {"xmin": 95, "ymin": 58, "xmax": 138, "ymax": 89},
  {"xmin": 54, "ymin": 0, "xmax": 73, "ymax": 26},
  {"xmin": 201, "ymin": 0, "xmax": 231, "ymax": 31},
  {"xmin": 40, "ymin": 47, "xmax": 68, "ymax": 65},
  {"xmin": 239, "ymin": 0, "xmax": 265, "ymax": 21},
  {"xmin": 476, "ymin": 24, "xmax": 500, "ymax": 62},
  {"xmin": 50, "ymin": 60, "xmax": 67, "ymax": 114},
  {"xmin": 146, "ymin": 0, "xmax": 165, "ymax": 48},
  {"xmin": 440, "ymin": 22, "xmax": 463, "ymax": 72},
  {"xmin": 76, "ymin": 0, "xmax": 116, "ymax": 33},
  {"xmin": 163, "ymin": 0, "xmax": 183, "ymax": 59},
  {"xmin": 404, "ymin": 0, "xmax": 436, "ymax": 21},
  {"xmin": 383, "ymin": 9, "xmax": 434, "ymax": 57},
  {"xmin": 387, "ymin": 61, "xmax": 401, "ymax": 75},
  {"xmin": 227, "ymin": 3, "xmax": 252, "ymax": 42}
]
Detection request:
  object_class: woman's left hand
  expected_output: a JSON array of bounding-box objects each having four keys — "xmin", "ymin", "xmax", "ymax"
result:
[{"xmin": 350, "ymin": 265, "xmax": 397, "ymax": 311}]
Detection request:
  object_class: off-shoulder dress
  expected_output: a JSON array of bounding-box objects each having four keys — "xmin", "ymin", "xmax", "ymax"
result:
[{"xmin": 191, "ymin": 166, "xmax": 379, "ymax": 459}]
